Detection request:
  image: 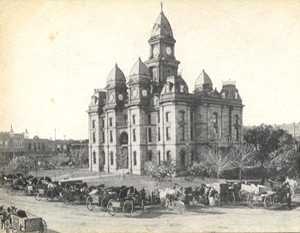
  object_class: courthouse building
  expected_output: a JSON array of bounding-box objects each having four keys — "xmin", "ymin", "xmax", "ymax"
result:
[{"xmin": 88, "ymin": 8, "xmax": 243, "ymax": 174}]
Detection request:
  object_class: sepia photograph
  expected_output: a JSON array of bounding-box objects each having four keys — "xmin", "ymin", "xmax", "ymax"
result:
[{"xmin": 0, "ymin": 0, "xmax": 300, "ymax": 232}]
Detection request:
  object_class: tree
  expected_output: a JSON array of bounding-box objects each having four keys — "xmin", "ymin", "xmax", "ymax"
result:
[
  {"xmin": 244, "ymin": 125, "xmax": 294, "ymax": 182},
  {"xmin": 228, "ymin": 144, "xmax": 256, "ymax": 180},
  {"xmin": 270, "ymin": 145, "xmax": 300, "ymax": 177},
  {"xmin": 244, "ymin": 125, "xmax": 293, "ymax": 167},
  {"xmin": 203, "ymin": 146, "xmax": 234, "ymax": 178}
]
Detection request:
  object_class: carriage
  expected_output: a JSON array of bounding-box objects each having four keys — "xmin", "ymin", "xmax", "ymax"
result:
[
  {"xmin": 34, "ymin": 177, "xmax": 61, "ymax": 201},
  {"xmin": 263, "ymin": 182, "xmax": 292, "ymax": 209},
  {"xmin": 106, "ymin": 186, "xmax": 146, "ymax": 216},
  {"xmin": 60, "ymin": 180, "xmax": 88, "ymax": 204},
  {"xmin": 85, "ymin": 185, "xmax": 109, "ymax": 211},
  {"xmin": 4, "ymin": 209, "xmax": 47, "ymax": 233}
]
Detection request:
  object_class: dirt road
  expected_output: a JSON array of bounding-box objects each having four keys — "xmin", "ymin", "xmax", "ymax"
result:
[{"xmin": 1, "ymin": 188, "xmax": 300, "ymax": 233}]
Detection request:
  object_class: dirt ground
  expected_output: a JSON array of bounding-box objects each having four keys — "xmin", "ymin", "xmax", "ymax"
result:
[
  {"xmin": 1, "ymin": 187, "xmax": 300, "ymax": 233},
  {"xmin": 1, "ymin": 169, "xmax": 300, "ymax": 233}
]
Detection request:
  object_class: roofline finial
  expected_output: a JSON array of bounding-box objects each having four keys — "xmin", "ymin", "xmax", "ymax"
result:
[{"xmin": 160, "ymin": 1, "xmax": 163, "ymax": 13}]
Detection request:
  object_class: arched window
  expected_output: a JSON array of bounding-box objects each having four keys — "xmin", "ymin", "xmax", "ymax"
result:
[{"xmin": 166, "ymin": 151, "xmax": 171, "ymax": 162}]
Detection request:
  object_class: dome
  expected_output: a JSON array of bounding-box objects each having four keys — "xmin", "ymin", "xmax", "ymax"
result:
[
  {"xmin": 151, "ymin": 11, "xmax": 174, "ymax": 39},
  {"xmin": 194, "ymin": 69, "xmax": 213, "ymax": 92},
  {"xmin": 106, "ymin": 64, "xmax": 126, "ymax": 88},
  {"xmin": 129, "ymin": 58, "xmax": 150, "ymax": 78}
]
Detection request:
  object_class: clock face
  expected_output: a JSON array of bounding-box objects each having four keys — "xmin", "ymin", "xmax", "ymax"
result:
[
  {"xmin": 153, "ymin": 46, "xmax": 159, "ymax": 57},
  {"xmin": 142, "ymin": 89, "xmax": 147, "ymax": 97},
  {"xmin": 166, "ymin": 46, "xmax": 172, "ymax": 55},
  {"xmin": 118, "ymin": 94, "xmax": 123, "ymax": 101}
]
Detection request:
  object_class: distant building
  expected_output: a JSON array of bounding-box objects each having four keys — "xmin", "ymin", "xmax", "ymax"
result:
[
  {"xmin": 0, "ymin": 126, "xmax": 87, "ymax": 166},
  {"xmin": 0, "ymin": 127, "xmax": 26, "ymax": 165},
  {"xmin": 88, "ymin": 7, "xmax": 243, "ymax": 175}
]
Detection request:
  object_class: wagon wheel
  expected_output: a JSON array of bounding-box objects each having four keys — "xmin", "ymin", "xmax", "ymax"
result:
[
  {"xmin": 264, "ymin": 195, "xmax": 273, "ymax": 209},
  {"xmin": 107, "ymin": 199, "xmax": 116, "ymax": 216},
  {"xmin": 123, "ymin": 200, "xmax": 134, "ymax": 215},
  {"xmin": 39, "ymin": 219, "xmax": 47, "ymax": 233},
  {"xmin": 86, "ymin": 196, "xmax": 94, "ymax": 211}
]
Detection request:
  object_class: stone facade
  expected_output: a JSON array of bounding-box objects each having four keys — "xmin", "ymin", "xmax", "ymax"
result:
[{"xmin": 88, "ymin": 8, "xmax": 243, "ymax": 175}]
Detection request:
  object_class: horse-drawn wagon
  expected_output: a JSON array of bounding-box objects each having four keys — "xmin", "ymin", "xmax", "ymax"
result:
[{"xmin": 4, "ymin": 208, "xmax": 47, "ymax": 233}]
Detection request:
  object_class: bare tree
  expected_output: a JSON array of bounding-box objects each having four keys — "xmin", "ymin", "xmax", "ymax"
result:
[
  {"xmin": 204, "ymin": 146, "xmax": 234, "ymax": 179},
  {"xmin": 228, "ymin": 144, "xmax": 256, "ymax": 180}
]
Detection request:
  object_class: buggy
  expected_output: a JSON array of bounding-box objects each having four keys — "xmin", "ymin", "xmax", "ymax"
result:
[{"xmin": 106, "ymin": 186, "xmax": 145, "ymax": 216}]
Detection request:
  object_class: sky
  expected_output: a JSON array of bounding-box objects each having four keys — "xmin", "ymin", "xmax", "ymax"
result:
[{"xmin": 1, "ymin": 0, "xmax": 300, "ymax": 140}]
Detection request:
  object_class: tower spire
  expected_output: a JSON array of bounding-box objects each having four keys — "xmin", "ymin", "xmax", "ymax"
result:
[{"xmin": 160, "ymin": 1, "xmax": 163, "ymax": 13}]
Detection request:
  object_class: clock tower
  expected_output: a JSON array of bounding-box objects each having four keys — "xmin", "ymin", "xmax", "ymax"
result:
[{"xmin": 145, "ymin": 7, "xmax": 180, "ymax": 94}]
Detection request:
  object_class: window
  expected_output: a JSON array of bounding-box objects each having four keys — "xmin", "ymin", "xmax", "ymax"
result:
[
  {"xmin": 157, "ymin": 110, "xmax": 160, "ymax": 123},
  {"xmin": 133, "ymin": 151, "xmax": 137, "ymax": 166},
  {"xmin": 110, "ymin": 130, "xmax": 113, "ymax": 143},
  {"xmin": 148, "ymin": 128, "xmax": 152, "ymax": 142},
  {"xmin": 158, "ymin": 151, "xmax": 161, "ymax": 165},
  {"xmin": 166, "ymin": 151, "xmax": 171, "ymax": 161},
  {"xmin": 213, "ymin": 112, "xmax": 218, "ymax": 136},
  {"xmin": 191, "ymin": 151, "xmax": 195, "ymax": 165},
  {"xmin": 92, "ymin": 132, "xmax": 96, "ymax": 143},
  {"xmin": 148, "ymin": 150, "xmax": 153, "ymax": 161},
  {"xmin": 179, "ymin": 111, "xmax": 185, "ymax": 122},
  {"xmin": 132, "ymin": 115, "xmax": 136, "ymax": 125},
  {"xmin": 166, "ymin": 127, "xmax": 171, "ymax": 140},
  {"xmin": 166, "ymin": 112, "xmax": 170, "ymax": 122},
  {"xmin": 190, "ymin": 111, "xmax": 194, "ymax": 140},
  {"xmin": 235, "ymin": 127, "xmax": 239, "ymax": 141},
  {"xmin": 180, "ymin": 126, "xmax": 185, "ymax": 141},
  {"xmin": 133, "ymin": 129, "xmax": 136, "ymax": 142},
  {"xmin": 102, "ymin": 118, "xmax": 105, "ymax": 127},
  {"xmin": 148, "ymin": 114, "xmax": 151, "ymax": 124},
  {"xmin": 110, "ymin": 151, "xmax": 114, "ymax": 165},
  {"xmin": 102, "ymin": 151, "xmax": 105, "ymax": 165},
  {"xmin": 92, "ymin": 120, "xmax": 96, "ymax": 129},
  {"xmin": 109, "ymin": 117, "xmax": 113, "ymax": 127},
  {"xmin": 158, "ymin": 127, "xmax": 161, "ymax": 141},
  {"xmin": 102, "ymin": 131, "xmax": 105, "ymax": 143},
  {"xmin": 235, "ymin": 115, "xmax": 239, "ymax": 125},
  {"xmin": 180, "ymin": 85, "xmax": 185, "ymax": 93},
  {"xmin": 124, "ymin": 114, "xmax": 128, "ymax": 122},
  {"xmin": 93, "ymin": 151, "xmax": 96, "ymax": 164},
  {"xmin": 180, "ymin": 150, "xmax": 186, "ymax": 168}
]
